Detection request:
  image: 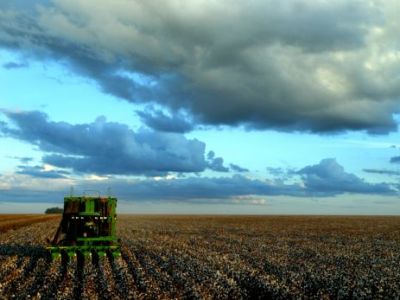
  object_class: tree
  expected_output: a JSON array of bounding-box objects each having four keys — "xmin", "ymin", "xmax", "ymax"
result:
[{"xmin": 45, "ymin": 207, "xmax": 63, "ymax": 214}]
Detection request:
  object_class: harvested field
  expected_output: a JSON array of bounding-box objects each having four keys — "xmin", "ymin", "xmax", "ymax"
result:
[
  {"xmin": 0, "ymin": 215, "xmax": 60, "ymax": 233},
  {"xmin": 0, "ymin": 215, "xmax": 399, "ymax": 299}
]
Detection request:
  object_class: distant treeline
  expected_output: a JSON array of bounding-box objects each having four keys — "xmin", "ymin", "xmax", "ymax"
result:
[{"xmin": 45, "ymin": 207, "xmax": 63, "ymax": 214}]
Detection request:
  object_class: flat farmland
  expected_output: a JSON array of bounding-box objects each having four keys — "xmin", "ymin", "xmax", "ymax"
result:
[
  {"xmin": 0, "ymin": 215, "xmax": 399, "ymax": 299},
  {"xmin": 0, "ymin": 214, "xmax": 59, "ymax": 233}
]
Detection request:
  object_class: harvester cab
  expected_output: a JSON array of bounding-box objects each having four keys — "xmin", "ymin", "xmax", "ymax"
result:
[{"xmin": 47, "ymin": 196, "xmax": 120, "ymax": 260}]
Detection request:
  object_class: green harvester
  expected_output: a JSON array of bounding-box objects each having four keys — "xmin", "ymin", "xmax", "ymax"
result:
[{"xmin": 47, "ymin": 196, "xmax": 120, "ymax": 260}]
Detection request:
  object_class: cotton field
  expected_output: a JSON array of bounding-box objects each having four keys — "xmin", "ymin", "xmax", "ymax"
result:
[{"xmin": 0, "ymin": 215, "xmax": 399, "ymax": 299}]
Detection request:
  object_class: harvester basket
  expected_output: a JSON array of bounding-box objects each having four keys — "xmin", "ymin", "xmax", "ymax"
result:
[{"xmin": 47, "ymin": 196, "xmax": 120, "ymax": 259}]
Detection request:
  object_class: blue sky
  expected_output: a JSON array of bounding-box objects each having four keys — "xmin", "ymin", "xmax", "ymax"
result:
[{"xmin": 0, "ymin": 0, "xmax": 399, "ymax": 214}]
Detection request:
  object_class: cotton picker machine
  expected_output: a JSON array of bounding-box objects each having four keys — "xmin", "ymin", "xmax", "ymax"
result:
[{"xmin": 47, "ymin": 195, "xmax": 121, "ymax": 260}]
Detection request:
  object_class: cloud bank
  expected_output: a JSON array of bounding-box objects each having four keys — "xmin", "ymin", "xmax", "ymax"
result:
[
  {"xmin": 0, "ymin": 158, "xmax": 395, "ymax": 204},
  {"xmin": 1, "ymin": 110, "xmax": 207, "ymax": 175},
  {"xmin": 1, "ymin": 0, "xmax": 399, "ymax": 133},
  {"xmin": 298, "ymin": 158, "xmax": 394, "ymax": 196}
]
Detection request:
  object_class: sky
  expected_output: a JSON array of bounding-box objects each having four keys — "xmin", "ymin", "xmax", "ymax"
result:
[{"xmin": 0, "ymin": 0, "xmax": 399, "ymax": 214}]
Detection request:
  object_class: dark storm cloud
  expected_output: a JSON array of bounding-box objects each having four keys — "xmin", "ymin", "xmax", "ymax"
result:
[
  {"xmin": 363, "ymin": 168, "xmax": 400, "ymax": 176},
  {"xmin": 298, "ymin": 158, "xmax": 394, "ymax": 196},
  {"xmin": 390, "ymin": 156, "xmax": 400, "ymax": 163},
  {"xmin": 1, "ymin": 1, "xmax": 399, "ymax": 133},
  {"xmin": 229, "ymin": 164, "xmax": 249, "ymax": 173},
  {"xmin": 16, "ymin": 165, "xmax": 69, "ymax": 179},
  {"xmin": 2, "ymin": 61, "xmax": 28, "ymax": 69},
  {"xmin": 1, "ymin": 110, "xmax": 208, "ymax": 175},
  {"xmin": 137, "ymin": 107, "xmax": 194, "ymax": 133}
]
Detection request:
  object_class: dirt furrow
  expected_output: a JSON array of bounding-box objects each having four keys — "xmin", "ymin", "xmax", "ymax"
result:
[
  {"xmin": 108, "ymin": 253, "xmax": 142, "ymax": 299},
  {"xmin": 56, "ymin": 259, "xmax": 76, "ymax": 299},
  {"xmin": 13, "ymin": 256, "xmax": 52, "ymax": 299},
  {"xmin": 1, "ymin": 256, "xmax": 34, "ymax": 297},
  {"xmin": 120, "ymin": 245, "xmax": 148, "ymax": 295},
  {"xmin": 92, "ymin": 254, "xmax": 113, "ymax": 300},
  {"xmin": 38, "ymin": 257, "xmax": 68, "ymax": 299},
  {"xmin": 101, "ymin": 254, "xmax": 122, "ymax": 299},
  {"xmin": 82, "ymin": 255, "xmax": 99, "ymax": 300}
]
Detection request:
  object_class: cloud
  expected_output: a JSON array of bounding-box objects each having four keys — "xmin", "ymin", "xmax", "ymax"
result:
[
  {"xmin": 0, "ymin": 161, "xmax": 396, "ymax": 204},
  {"xmin": 0, "ymin": 188, "xmax": 63, "ymax": 203},
  {"xmin": 0, "ymin": 173, "xmax": 303, "ymax": 203},
  {"xmin": 1, "ymin": 0, "xmax": 399, "ymax": 133},
  {"xmin": 363, "ymin": 168, "xmax": 400, "ymax": 176},
  {"xmin": 298, "ymin": 158, "xmax": 394, "ymax": 196},
  {"xmin": 16, "ymin": 165, "xmax": 69, "ymax": 179},
  {"xmin": 266, "ymin": 167, "xmax": 297, "ymax": 183},
  {"xmin": 266, "ymin": 167, "xmax": 285, "ymax": 176},
  {"xmin": 206, "ymin": 151, "xmax": 229, "ymax": 172},
  {"xmin": 2, "ymin": 61, "xmax": 28, "ymax": 69},
  {"xmin": 229, "ymin": 163, "xmax": 249, "ymax": 173},
  {"xmin": 0, "ymin": 120, "xmax": 7, "ymax": 135},
  {"xmin": 1, "ymin": 110, "xmax": 208, "ymax": 175},
  {"xmin": 112, "ymin": 175, "xmax": 302, "ymax": 201},
  {"xmin": 8, "ymin": 156, "xmax": 34, "ymax": 163},
  {"xmin": 137, "ymin": 107, "xmax": 194, "ymax": 133},
  {"xmin": 390, "ymin": 156, "xmax": 400, "ymax": 163},
  {"xmin": 19, "ymin": 157, "xmax": 33, "ymax": 163}
]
